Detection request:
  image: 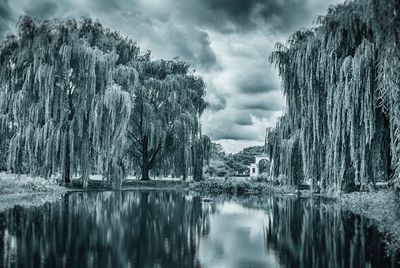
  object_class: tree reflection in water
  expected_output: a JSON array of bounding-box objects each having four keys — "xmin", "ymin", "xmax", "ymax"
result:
[
  {"xmin": 264, "ymin": 197, "xmax": 399, "ymax": 268},
  {"xmin": 0, "ymin": 191, "xmax": 210, "ymax": 267},
  {"xmin": 0, "ymin": 193, "xmax": 399, "ymax": 268}
]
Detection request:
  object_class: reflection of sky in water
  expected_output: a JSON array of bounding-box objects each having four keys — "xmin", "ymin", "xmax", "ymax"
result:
[
  {"xmin": 1, "ymin": 192, "xmax": 396, "ymax": 267},
  {"xmin": 198, "ymin": 202, "xmax": 280, "ymax": 268}
]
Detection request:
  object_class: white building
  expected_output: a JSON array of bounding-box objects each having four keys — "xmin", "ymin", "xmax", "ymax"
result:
[{"xmin": 249, "ymin": 155, "xmax": 270, "ymax": 177}]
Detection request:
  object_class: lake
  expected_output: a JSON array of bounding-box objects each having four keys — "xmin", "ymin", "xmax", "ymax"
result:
[{"xmin": 0, "ymin": 191, "xmax": 399, "ymax": 267}]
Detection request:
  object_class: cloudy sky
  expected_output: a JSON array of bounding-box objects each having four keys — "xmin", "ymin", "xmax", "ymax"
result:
[{"xmin": 0, "ymin": 0, "xmax": 342, "ymax": 153}]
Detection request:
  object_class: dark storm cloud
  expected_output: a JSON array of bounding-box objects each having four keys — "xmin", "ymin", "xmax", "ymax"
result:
[
  {"xmin": 197, "ymin": 0, "xmax": 320, "ymax": 34},
  {"xmin": 257, "ymin": 0, "xmax": 316, "ymax": 33},
  {"xmin": 24, "ymin": 0, "xmax": 58, "ymax": 18},
  {"xmin": 240, "ymin": 99, "xmax": 283, "ymax": 111},
  {"xmin": 165, "ymin": 27, "xmax": 218, "ymax": 71},
  {"xmin": 0, "ymin": 0, "xmax": 14, "ymax": 39},
  {"xmin": 200, "ymin": 0, "xmax": 260, "ymax": 32},
  {"xmin": 234, "ymin": 114, "xmax": 253, "ymax": 126},
  {"xmin": 233, "ymin": 91, "xmax": 285, "ymax": 112},
  {"xmin": 93, "ymin": 0, "xmax": 120, "ymax": 11},
  {"xmin": 195, "ymin": 31, "xmax": 219, "ymax": 71},
  {"xmin": 237, "ymin": 71, "xmax": 277, "ymax": 95}
]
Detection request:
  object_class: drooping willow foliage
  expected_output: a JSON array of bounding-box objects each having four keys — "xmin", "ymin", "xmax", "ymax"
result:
[
  {"xmin": 0, "ymin": 16, "xmax": 208, "ymax": 186},
  {"xmin": 126, "ymin": 60, "xmax": 208, "ymax": 181},
  {"xmin": 267, "ymin": 0, "xmax": 400, "ymax": 193}
]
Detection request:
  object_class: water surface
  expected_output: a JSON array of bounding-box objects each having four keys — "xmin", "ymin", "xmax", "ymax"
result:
[{"xmin": 0, "ymin": 191, "xmax": 398, "ymax": 267}]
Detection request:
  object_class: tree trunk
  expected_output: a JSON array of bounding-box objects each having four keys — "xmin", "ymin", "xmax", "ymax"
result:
[
  {"xmin": 192, "ymin": 143, "xmax": 203, "ymax": 181},
  {"xmin": 141, "ymin": 162, "xmax": 150, "ymax": 180},
  {"xmin": 64, "ymin": 81, "xmax": 75, "ymax": 184},
  {"xmin": 141, "ymin": 135, "xmax": 150, "ymax": 180},
  {"xmin": 63, "ymin": 126, "xmax": 71, "ymax": 184},
  {"xmin": 80, "ymin": 116, "xmax": 90, "ymax": 188}
]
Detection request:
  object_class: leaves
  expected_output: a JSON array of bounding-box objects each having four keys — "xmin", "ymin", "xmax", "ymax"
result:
[
  {"xmin": 268, "ymin": 0, "xmax": 399, "ymax": 193},
  {"xmin": 0, "ymin": 16, "xmax": 208, "ymax": 184}
]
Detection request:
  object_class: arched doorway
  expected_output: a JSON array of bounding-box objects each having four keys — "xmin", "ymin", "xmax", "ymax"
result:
[
  {"xmin": 249, "ymin": 155, "xmax": 270, "ymax": 177},
  {"xmin": 258, "ymin": 159, "xmax": 270, "ymax": 174}
]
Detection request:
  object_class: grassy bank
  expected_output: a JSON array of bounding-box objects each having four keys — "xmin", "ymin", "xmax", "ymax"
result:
[
  {"xmin": 71, "ymin": 178, "xmax": 188, "ymax": 190},
  {"xmin": 0, "ymin": 173, "xmax": 66, "ymax": 212},
  {"xmin": 187, "ymin": 178, "xmax": 296, "ymax": 196},
  {"xmin": 0, "ymin": 173, "xmax": 65, "ymax": 194},
  {"xmin": 340, "ymin": 190, "xmax": 400, "ymax": 253}
]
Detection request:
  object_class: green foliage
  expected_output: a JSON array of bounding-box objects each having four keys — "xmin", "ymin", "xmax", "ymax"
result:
[
  {"xmin": 188, "ymin": 178, "xmax": 293, "ymax": 195},
  {"xmin": 204, "ymin": 158, "xmax": 229, "ymax": 177},
  {"xmin": 126, "ymin": 58, "xmax": 207, "ymax": 181},
  {"xmin": 210, "ymin": 143, "xmax": 225, "ymax": 160},
  {"xmin": 255, "ymin": 172, "xmax": 270, "ymax": 182},
  {"xmin": 0, "ymin": 16, "xmax": 207, "ymax": 186},
  {"xmin": 225, "ymin": 146, "xmax": 265, "ymax": 175},
  {"xmin": 231, "ymin": 146, "xmax": 264, "ymax": 165},
  {"xmin": 0, "ymin": 173, "xmax": 63, "ymax": 194},
  {"xmin": 268, "ymin": 0, "xmax": 400, "ymax": 193},
  {"xmin": 258, "ymin": 159, "xmax": 270, "ymax": 174},
  {"xmin": 192, "ymin": 135, "xmax": 211, "ymax": 181},
  {"xmin": 205, "ymin": 144, "xmax": 268, "ymax": 177}
]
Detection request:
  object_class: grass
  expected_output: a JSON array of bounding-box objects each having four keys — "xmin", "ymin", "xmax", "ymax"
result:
[
  {"xmin": 0, "ymin": 173, "xmax": 64, "ymax": 194},
  {"xmin": 70, "ymin": 177, "xmax": 188, "ymax": 190},
  {"xmin": 187, "ymin": 178, "xmax": 295, "ymax": 196},
  {"xmin": 340, "ymin": 189, "xmax": 400, "ymax": 253},
  {"xmin": 0, "ymin": 173, "xmax": 66, "ymax": 212}
]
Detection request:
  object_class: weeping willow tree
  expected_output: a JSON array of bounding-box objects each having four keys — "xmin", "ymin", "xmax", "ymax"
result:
[
  {"xmin": 267, "ymin": 0, "xmax": 400, "ymax": 193},
  {"xmin": 126, "ymin": 60, "xmax": 207, "ymax": 180},
  {"xmin": 0, "ymin": 16, "xmax": 208, "ymax": 186}
]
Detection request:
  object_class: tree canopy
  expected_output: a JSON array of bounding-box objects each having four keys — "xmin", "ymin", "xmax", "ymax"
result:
[
  {"xmin": 267, "ymin": 0, "xmax": 400, "ymax": 193},
  {"xmin": 0, "ymin": 16, "xmax": 208, "ymax": 187}
]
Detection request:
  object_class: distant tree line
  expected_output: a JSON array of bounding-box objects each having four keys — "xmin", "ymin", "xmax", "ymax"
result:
[
  {"xmin": 205, "ymin": 144, "xmax": 269, "ymax": 177},
  {"xmin": 267, "ymin": 0, "xmax": 400, "ymax": 193},
  {"xmin": 0, "ymin": 16, "xmax": 210, "ymax": 187}
]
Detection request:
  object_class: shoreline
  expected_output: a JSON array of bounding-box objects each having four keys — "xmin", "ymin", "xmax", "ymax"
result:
[
  {"xmin": 1, "ymin": 174, "xmax": 399, "ymax": 252},
  {"xmin": 339, "ymin": 190, "xmax": 400, "ymax": 253},
  {"xmin": 0, "ymin": 173, "xmax": 67, "ymax": 212}
]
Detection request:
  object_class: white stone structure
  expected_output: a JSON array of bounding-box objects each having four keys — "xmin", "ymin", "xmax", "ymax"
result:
[{"xmin": 249, "ymin": 155, "xmax": 270, "ymax": 177}]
